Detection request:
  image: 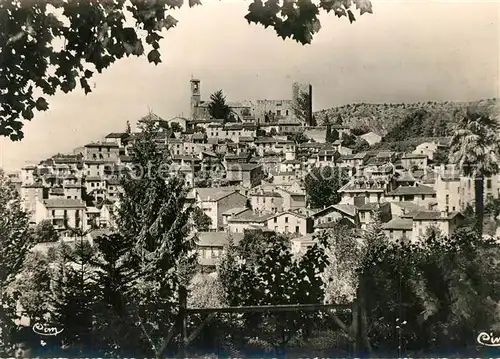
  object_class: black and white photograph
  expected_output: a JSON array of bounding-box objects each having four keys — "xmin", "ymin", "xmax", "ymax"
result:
[{"xmin": 1, "ymin": 0, "xmax": 500, "ymax": 357}]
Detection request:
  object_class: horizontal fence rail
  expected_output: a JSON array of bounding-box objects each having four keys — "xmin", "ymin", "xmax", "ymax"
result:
[{"xmin": 186, "ymin": 303, "xmax": 351, "ymax": 314}]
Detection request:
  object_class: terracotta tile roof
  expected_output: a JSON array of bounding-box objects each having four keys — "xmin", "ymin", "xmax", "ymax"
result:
[
  {"xmin": 196, "ymin": 187, "xmax": 242, "ymax": 202},
  {"xmin": 387, "ymin": 185, "xmax": 436, "ymax": 196},
  {"xmin": 311, "ymin": 204, "xmax": 357, "ymax": 218},
  {"xmin": 105, "ymin": 132, "xmax": 127, "ymax": 139},
  {"xmin": 251, "ymin": 191, "xmax": 282, "ymax": 198},
  {"xmin": 222, "ymin": 207, "xmax": 248, "ymax": 216},
  {"xmin": 228, "ymin": 210, "xmax": 271, "ymax": 223},
  {"xmin": 43, "ymin": 199, "xmax": 86, "ymax": 208},
  {"xmin": 382, "ymin": 218, "xmax": 413, "ymax": 230},
  {"xmin": 413, "ymin": 211, "xmax": 461, "ymax": 221},
  {"xmin": 197, "ymin": 231, "xmax": 244, "ymax": 247},
  {"xmin": 402, "ymin": 153, "xmax": 428, "ymax": 159},
  {"xmin": 84, "ymin": 141, "xmax": 119, "ymax": 148}
]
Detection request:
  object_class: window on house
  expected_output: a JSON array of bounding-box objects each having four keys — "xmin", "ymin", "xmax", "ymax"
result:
[
  {"xmin": 285, "ymin": 217, "xmax": 288, "ymax": 223},
  {"xmin": 285, "ymin": 226, "xmax": 289, "ymax": 233},
  {"xmin": 286, "ymin": 110, "xmax": 289, "ymax": 116},
  {"xmin": 98, "ymin": 147, "xmax": 102, "ymax": 152},
  {"xmin": 67, "ymin": 196, "xmax": 71, "ymax": 199},
  {"xmin": 360, "ymin": 212, "xmax": 366, "ymax": 220},
  {"xmin": 91, "ymin": 183, "xmax": 95, "ymax": 187},
  {"xmin": 421, "ymin": 195, "xmax": 425, "ymax": 200},
  {"xmin": 445, "ymin": 182, "xmax": 449, "ymax": 190},
  {"xmin": 274, "ymin": 217, "xmax": 277, "ymax": 223},
  {"xmin": 446, "ymin": 194, "xmax": 449, "ymax": 205},
  {"xmin": 487, "ymin": 179, "xmax": 492, "ymax": 189},
  {"xmin": 277, "ymin": 110, "xmax": 281, "ymax": 116},
  {"xmin": 51, "ymin": 210, "xmax": 55, "ymax": 216},
  {"xmin": 274, "ymin": 226, "xmax": 278, "ymax": 232},
  {"xmin": 295, "ymin": 226, "xmax": 299, "ymax": 233}
]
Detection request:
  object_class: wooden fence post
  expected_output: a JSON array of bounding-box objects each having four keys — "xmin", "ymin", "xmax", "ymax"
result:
[{"xmin": 178, "ymin": 285, "xmax": 187, "ymax": 359}]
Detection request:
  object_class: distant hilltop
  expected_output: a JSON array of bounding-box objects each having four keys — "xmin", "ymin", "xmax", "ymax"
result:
[{"xmin": 314, "ymin": 98, "xmax": 500, "ymax": 138}]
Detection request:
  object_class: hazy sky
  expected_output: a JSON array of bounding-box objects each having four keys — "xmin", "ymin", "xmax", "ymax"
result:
[{"xmin": 1, "ymin": 0, "xmax": 499, "ymax": 171}]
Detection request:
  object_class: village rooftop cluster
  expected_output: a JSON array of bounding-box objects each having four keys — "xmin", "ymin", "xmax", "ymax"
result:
[{"xmin": 7, "ymin": 79, "xmax": 500, "ymax": 265}]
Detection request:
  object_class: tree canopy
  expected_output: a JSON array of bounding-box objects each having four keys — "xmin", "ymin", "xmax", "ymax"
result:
[
  {"xmin": 207, "ymin": 90, "xmax": 231, "ymax": 121},
  {"xmin": 0, "ymin": 0, "xmax": 373, "ymax": 140},
  {"xmin": 304, "ymin": 166, "xmax": 349, "ymax": 208}
]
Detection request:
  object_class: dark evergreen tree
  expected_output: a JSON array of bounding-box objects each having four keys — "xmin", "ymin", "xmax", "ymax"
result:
[
  {"xmin": 112, "ymin": 119, "xmax": 196, "ymax": 357},
  {"xmin": 192, "ymin": 206, "xmax": 212, "ymax": 231},
  {"xmin": 208, "ymin": 90, "xmax": 231, "ymax": 121}
]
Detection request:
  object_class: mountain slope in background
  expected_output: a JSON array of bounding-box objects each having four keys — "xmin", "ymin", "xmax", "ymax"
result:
[{"xmin": 314, "ymin": 98, "xmax": 500, "ymax": 139}]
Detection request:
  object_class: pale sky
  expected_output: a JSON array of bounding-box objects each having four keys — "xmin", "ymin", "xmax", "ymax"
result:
[{"xmin": 1, "ymin": 0, "xmax": 499, "ymax": 171}]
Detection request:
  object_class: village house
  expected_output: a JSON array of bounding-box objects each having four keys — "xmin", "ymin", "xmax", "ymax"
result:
[
  {"xmin": 63, "ymin": 176, "xmax": 83, "ymax": 200},
  {"xmin": 266, "ymin": 211, "xmax": 313, "ymax": 236},
  {"xmin": 278, "ymin": 118, "xmax": 304, "ymax": 134},
  {"xmin": 226, "ymin": 209, "xmax": 270, "ymax": 233},
  {"xmin": 338, "ymin": 170, "xmax": 396, "ymax": 205},
  {"xmin": 290, "ymin": 233, "xmax": 316, "ymax": 254},
  {"xmin": 432, "ymin": 168, "xmax": 462, "ymax": 212},
  {"xmin": 382, "ymin": 218, "xmax": 413, "ymax": 243},
  {"xmin": 401, "ymin": 153, "xmax": 428, "ymax": 170},
  {"xmin": 195, "ymin": 187, "xmax": 248, "ymax": 231},
  {"xmin": 413, "ymin": 141, "xmax": 443, "ymax": 160},
  {"xmin": 249, "ymin": 189, "xmax": 284, "ymax": 214},
  {"xmin": 21, "ymin": 165, "xmax": 37, "ymax": 185},
  {"xmin": 104, "ymin": 132, "xmax": 129, "ymax": 147},
  {"xmin": 274, "ymin": 187, "xmax": 307, "ymax": 210},
  {"xmin": 310, "ymin": 204, "xmax": 358, "ymax": 231},
  {"xmin": 35, "ymin": 198, "xmax": 87, "ymax": 232},
  {"xmin": 412, "ymin": 210, "xmax": 464, "ymax": 241},
  {"xmin": 221, "ymin": 207, "xmax": 248, "ymax": 228},
  {"xmin": 273, "ymin": 170, "xmax": 302, "ymax": 186},
  {"xmin": 357, "ymin": 202, "xmax": 392, "ymax": 230},
  {"xmin": 386, "ymin": 184, "xmax": 437, "ymax": 208},
  {"xmin": 80, "ymin": 142, "xmax": 120, "ymax": 162},
  {"xmin": 195, "ymin": 231, "xmax": 244, "ymax": 267},
  {"xmin": 225, "ymin": 163, "xmax": 264, "ymax": 189},
  {"xmin": 21, "ymin": 184, "xmax": 46, "ymax": 223}
]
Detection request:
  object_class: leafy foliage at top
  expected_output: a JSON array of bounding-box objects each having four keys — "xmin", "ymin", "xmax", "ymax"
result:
[
  {"xmin": 315, "ymin": 98, "xmax": 499, "ymax": 138},
  {"xmin": 0, "ymin": 0, "xmax": 372, "ymax": 140},
  {"xmin": 305, "ymin": 166, "xmax": 349, "ymax": 209},
  {"xmin": 354, "ymin": 224, "xmax": 500, "ymax": 356},
  {"xmin": 218, "ymin": 230, "xmax": 331, "ymax": 356}
]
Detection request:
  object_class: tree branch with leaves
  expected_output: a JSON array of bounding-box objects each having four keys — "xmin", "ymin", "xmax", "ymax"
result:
[{"xmin": 0, "ymin": 0, "xmax": 372, "ymax": 140}]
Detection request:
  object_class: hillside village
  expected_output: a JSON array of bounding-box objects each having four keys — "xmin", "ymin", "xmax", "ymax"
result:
[{"xmin": 7, "ymin": 79, "xmax": 500, "ymax": 267}]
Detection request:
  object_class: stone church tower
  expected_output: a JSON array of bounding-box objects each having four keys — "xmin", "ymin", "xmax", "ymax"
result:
[{"xmin": 190, "ymin": 78, "xmax": 201, "ymax": 119}]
